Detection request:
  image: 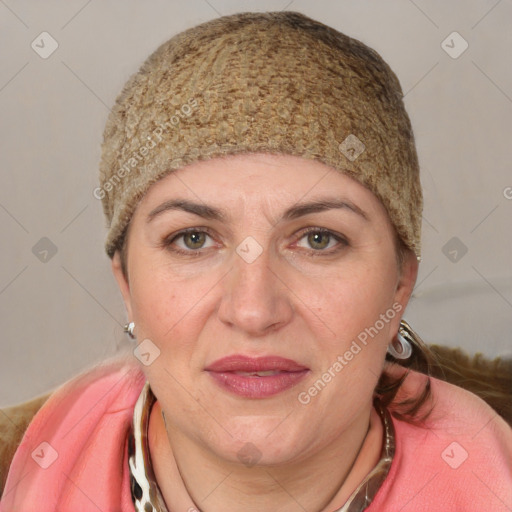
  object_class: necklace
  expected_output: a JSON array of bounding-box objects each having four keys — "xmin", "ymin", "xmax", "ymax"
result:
[{"xmin": 128, "ymin": 383, "xmax": 395, "ymax": 512}]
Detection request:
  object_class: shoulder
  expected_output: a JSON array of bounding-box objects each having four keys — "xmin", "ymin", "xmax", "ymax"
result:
[
  {"xmin": 0, "ymin": 392, "xmax": 52, "ymax": 496},
  {"xmin": 0, "ymin": 354, "xmax": 144, "ymax": 499},
  {"xmin": 371, "ymin": 367, "xmax": 512, "ymax": 511},
  {"xmin": 399, "ymin": 367, "xmax": 512, "ymax": 448},
  {"xmin": 18, "ymin": 353, "xmax": 144, "ymax": 433}
]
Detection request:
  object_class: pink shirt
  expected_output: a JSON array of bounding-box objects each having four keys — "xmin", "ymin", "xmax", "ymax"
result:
[{"xmin": 1, "ymin": 355, "xmax": 511, "ymax": 511}]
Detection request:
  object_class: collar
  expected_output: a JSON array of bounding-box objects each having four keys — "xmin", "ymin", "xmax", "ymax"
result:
[{"xmin": 128, "ymin": 382, "xmax": 395, "ymax": 512}]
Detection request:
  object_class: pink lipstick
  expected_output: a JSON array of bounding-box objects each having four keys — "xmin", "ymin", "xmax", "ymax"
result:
[{"xmin": 205, "ymin": 355, "xmax": 310, "ymax": 398}]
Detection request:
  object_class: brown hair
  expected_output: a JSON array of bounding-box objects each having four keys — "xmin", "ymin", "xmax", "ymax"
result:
[
  {"xmin": 375, "ymin": 242, "xmax": 512, "ymax": 427},
  {"xmin": 377, "ymin": 333, "xmax": 512, "ymax": 427}
]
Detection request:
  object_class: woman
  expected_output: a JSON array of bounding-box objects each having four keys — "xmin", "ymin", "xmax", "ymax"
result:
[{"xmin": 1, "ymin": 11, "xmax": 511, "ymax": 512}]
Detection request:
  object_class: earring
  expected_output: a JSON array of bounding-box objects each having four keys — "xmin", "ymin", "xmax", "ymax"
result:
[
  {"xmin": 124, "ymin": 321, "xmax": 136, "ymax": 340},
  {"xmin": 387, "ymin": 320, "xmax": 414, "ymax": 359}
]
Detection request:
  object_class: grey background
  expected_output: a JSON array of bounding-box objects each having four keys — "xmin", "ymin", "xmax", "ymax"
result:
[{"xmin": 1, "ymin": 0, "xmax": 511, "ymax": 406}]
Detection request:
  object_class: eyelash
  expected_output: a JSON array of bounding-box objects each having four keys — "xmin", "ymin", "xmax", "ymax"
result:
[{"xmin": 161, "ymin": 226, "xmax": 349, "ymax": 257}]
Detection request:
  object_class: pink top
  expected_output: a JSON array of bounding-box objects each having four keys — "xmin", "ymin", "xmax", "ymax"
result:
[{"xmin": 1, "ymin": 355, "xmax": 511, "ymax": 511}]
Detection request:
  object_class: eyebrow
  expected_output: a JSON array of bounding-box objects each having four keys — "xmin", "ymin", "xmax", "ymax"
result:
[{"xmin": 146, "ymin": 197, "xmax": 369, "ymax": 224}]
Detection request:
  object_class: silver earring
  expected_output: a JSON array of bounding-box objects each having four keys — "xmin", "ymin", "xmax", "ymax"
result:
[
  {"xmin": 387, "ymin": 320, "xmax": 414, "ymax": 359},
  {"xmin": 124, "ymin": 321, "xmax": 136, "ymax": 340}
]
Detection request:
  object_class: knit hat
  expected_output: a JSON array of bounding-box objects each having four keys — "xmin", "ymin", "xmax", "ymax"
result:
[{"xmin": 98, "ymin": 11, "xmax": 422, "ymax": 259}]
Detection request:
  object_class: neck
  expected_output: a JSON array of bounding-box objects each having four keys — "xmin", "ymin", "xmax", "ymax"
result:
[{"xmin": 148, "ymin": 401, "xmax": 383, "ymax": 512}]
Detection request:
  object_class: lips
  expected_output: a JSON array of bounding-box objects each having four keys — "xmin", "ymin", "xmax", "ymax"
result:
[
  {"xmin": 205, "ymin": 355, "xmax": 310, "ymax": 398},
  {"xmin": 205, "ymin": 355, "xmax": 308, "ymax": 373}
]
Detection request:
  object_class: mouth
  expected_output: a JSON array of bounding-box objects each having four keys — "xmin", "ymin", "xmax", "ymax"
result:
[
  {"xmin": 205, "ymin": 355, "xmax": 310, "ymax": 398},
  {"xmin": 231, "ymin": 370, "xmax": 284, "ymax": 377}
]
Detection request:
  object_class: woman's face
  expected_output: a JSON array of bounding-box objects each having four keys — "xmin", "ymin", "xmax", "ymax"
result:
[{"xmin": 112, "ymin": 153, "xmax": 418, "ymax": 466}]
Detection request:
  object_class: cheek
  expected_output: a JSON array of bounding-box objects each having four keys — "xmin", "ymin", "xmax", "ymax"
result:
[
  {"xmin": 312, "ymin": 261, "xmax": 398, "ymax": 342},
  {"xmin": 296, "ymin": 268, "xmax": 397, "ymax": 414},
  {"xmin": 128, "ymin": 262, "xmax": 191, "ymax": 349}
]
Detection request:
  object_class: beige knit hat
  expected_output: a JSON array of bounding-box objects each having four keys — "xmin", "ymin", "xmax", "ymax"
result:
[{"xmin": 98, "ymin": 11, "xmax": 422, "ymax": 259}]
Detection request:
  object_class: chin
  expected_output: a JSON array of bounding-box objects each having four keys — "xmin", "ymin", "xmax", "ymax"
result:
[{"xmin": 207, "ymin": 417, "xmax": 307, "ymax": 467}]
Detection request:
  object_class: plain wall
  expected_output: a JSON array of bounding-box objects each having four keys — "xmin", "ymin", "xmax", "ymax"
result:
[{"xmin": 1, "ymin": 0, "xmax": 511, "ymax": 406}]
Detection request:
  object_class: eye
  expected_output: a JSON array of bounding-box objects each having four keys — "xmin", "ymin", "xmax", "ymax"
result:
[
  {"xmin": 295, "ymin": 228, "xmax": 348, "ymax": 254},
  {"xmin": 162, "ymin": 228, "xmax": 216, "ymax": 255},
  {"xmin": 162, "ymin": 227, "xmax": 349, "ymax": 257}
]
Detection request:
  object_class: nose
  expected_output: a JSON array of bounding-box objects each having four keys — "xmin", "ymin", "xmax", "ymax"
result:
[{"xmin": 217, "ymin": 244, "xmax": 294, "ymax": 337}]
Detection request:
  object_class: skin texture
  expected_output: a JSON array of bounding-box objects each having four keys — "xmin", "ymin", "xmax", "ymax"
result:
[{"xmin": 111, "ymin": 153, "xmax": 418, "ymax": 512}]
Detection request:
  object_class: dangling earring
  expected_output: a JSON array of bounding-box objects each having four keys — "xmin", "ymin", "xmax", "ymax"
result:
[
  {"xmin": 124, "ymin": 321, "xmax": 136, "ymax": 340},
  {"xmin": 387, "ymin": 320, "xmax": 414, "ymax": 359}
]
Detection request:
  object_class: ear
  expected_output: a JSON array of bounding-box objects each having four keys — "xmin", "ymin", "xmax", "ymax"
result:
[
  {"xmin": 393, "ymin": 249, "xmax": 419, "ymax": 314},
  {"xmin": 111, "ymin": 250, "xmax": 133, "ymax": 320}
]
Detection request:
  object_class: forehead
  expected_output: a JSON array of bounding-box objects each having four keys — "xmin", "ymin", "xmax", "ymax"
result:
[{"xmin": 137, "ymin": 153, "xmax": 385, "ymax": 218}]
